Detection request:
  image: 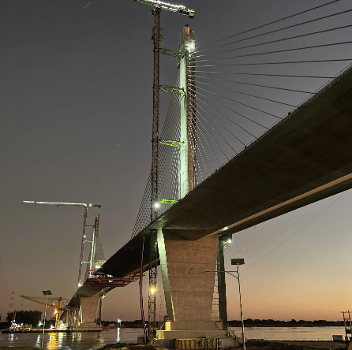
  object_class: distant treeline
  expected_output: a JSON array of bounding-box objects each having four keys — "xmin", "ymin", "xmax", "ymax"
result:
[
  {"xmin": 102, "ymin": 319, "xmax": 345, "ymax": 328},
  {"xmin": 228, "ymin": 319, "xmax": 344, "ymax": 327},
  {"xmin": 102, "ymin": 320, "xmax": 143, "ymax": 328},
  {"xmin": 0, "ymin": 310, "xmax": 41, "ymax": 329},
  {"xmin": 6, "ymin": 311, "xmax": 42, "ymax": 326}
]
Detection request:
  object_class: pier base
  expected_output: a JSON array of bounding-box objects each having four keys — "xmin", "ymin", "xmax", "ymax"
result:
[
  {"xmin": 155, "ymin": 231, "xmax": 238, "ymax": 348},
  {"xmin": 154, "ymin": 321, "xmax": 239, "ymax": 348}
]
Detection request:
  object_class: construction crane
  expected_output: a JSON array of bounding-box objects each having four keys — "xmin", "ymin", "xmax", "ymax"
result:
[
  {"xmin": 23, "ymin": 201, "xmax": 101, "ymax": 288},
  {"xmin": 19, "ymin": 295, "xmax": 67, "ymax": 329},
  {"xmin": 127, "ymin": 0, "xmax": 196, "ymax": 344},
  {"xmin": 86, "ymin": 0, "xmax": 195, "ymax": 17},
  {"xmin": 128, "ymin": 0, "xmax": 195, "ymax": 17}
]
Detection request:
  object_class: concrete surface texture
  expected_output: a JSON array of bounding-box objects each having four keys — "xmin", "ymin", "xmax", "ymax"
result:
[
  {"xmin": 157, "ymin": 230, "xmax": 235, "ymax": 346},
  {"xmin": 163, "ymin": 234, "xmax": 218, "ymax": 325},
  {"xmin": 76, "ymin": 292, "xmax": 102, "ymax": 330}
]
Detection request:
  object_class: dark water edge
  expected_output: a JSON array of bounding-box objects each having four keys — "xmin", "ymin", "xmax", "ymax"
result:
[
  {"xmin": 0, "ymin": 328, "xmax": 141, "ymax": 350},
  {"xmin": 229, "ymin": 327, "xmax": 346, "ymax": 341},
  {"xmin": 0, "ymin": 327, "xmax": 347, "ymax": 349}
]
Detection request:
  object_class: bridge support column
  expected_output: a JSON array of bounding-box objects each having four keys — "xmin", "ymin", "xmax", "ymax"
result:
[
  {"xmin": 75, "ymin": 293, "xmax": 102, "ymax": 331},
  {"xmin": 156, "ymin": 230, "xmax": 236, "ymax": 347}
]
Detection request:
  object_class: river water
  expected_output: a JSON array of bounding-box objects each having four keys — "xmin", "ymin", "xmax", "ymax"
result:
[{"xmin": 0, "ymin": 326, "xmax": 346, "ymax": 349}]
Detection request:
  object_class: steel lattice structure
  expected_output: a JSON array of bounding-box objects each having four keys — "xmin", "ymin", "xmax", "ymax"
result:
[{"xmin": 148, "ymin": 7, "xmax": 162, "ymax": 344}]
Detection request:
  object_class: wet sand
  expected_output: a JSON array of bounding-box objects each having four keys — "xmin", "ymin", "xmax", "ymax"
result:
[
  {"xmin": 100, "ymin": 340, "xmax": 349, "ymax": 350},
  {"xmin": 0, "ymin": 340, "xmax": 348, "ymax": 350},
  {"xmin": 246, "ymin": 340, "xmax": 347, "ymax": 349}
]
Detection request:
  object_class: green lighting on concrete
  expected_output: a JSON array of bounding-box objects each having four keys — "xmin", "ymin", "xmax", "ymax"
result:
[
  {"xmin": 159, "ymin": 199, "xmax": 179, "ymax": 205},
  {"xmin": 160, "ymin": 140, "xmax": 184, "ymax": 148}
]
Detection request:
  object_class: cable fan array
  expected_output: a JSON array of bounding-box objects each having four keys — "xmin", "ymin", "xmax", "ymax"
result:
[
  {"xmin": 132, "ymin": 75, "xmax": 182, "ymax": 237},
  {"xmin": 132, "ymin": 0, "xmax": 352, "ymax": 238}
]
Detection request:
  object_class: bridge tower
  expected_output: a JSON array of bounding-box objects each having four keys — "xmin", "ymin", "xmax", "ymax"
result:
[
  {"xmin": 155, "ymin": 26, "xmax": 234, "ymax": 347},
  {"xmin": 179, "ymin": 24, "xmax": 196, "ymax": 198}
]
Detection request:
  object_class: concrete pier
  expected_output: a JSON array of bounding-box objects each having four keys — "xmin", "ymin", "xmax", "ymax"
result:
[
  {"xmin": 75, "ymin": 293, "xmax": 102, "ymax": 331},
  {"xmin": 157, "ymin": 230, "xmax": 237, "ymax": 347}
]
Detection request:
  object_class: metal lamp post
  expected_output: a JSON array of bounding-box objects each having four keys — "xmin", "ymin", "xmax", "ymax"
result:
[
  {"xmin": 231, "ymin": 258, "xmax": 246, "ymax": 350},
  {"xmin": 41, "ymin": 290, "xmax": 52, "ymax": 350},
  {"xmin": 206, "ymin": 258, "xmax": 246, "ymax": 350}
]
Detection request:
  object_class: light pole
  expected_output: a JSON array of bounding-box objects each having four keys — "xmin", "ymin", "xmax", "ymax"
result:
[
  {"xmin": 206, "ymin": 258, "xmax": 246, "ymax": 350},
  {"xmin": 23, "ymin": 201, "xmax": 101, "ymax": 287},
  {"xmin": 231, "ymin": 258, "xmax": 246, "ymax": 350},
  {"xmin": 41, "ymin": 290, "xmax": 52, "ymax": 350}
]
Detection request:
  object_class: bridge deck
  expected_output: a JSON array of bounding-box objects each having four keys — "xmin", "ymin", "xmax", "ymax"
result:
[
  {"xmin": 70, "ymin": 64, "xmax": 352, "ymax": 302},
  {"xmin": 147, "ymin": 63, "xmax": 352, "ymax": 240}
]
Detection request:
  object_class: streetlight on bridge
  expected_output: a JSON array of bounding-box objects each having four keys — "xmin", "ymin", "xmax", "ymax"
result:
[
  {"xmin": 23, "ymin": 201, "xmax": 101, "ymax": 287},
  {"xmin": 206, "ymin": 258, "xmax": 246, "ymax": 350}
]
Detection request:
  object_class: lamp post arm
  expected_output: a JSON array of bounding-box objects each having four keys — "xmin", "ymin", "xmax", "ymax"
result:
[{"xmin": 225, "ymin": 271, "xmax": 238, "ymax": 279}]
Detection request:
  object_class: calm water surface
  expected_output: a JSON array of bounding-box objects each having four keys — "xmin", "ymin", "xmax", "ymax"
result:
[
  {"xmin": 0, "ymin": 326, "xmax": 346, "ymax": 349},
  {"xmin": 0, "ymin": 328, "xmax": 141, "ymax": 349},
  {"xmin": 229, "ymin": 326, "xmax": 346, "ymax": 341}
]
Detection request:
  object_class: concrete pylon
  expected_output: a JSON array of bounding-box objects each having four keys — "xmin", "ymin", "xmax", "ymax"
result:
[
  {"xmin": 153, "ymin": 25, "xmax": 238, "ymax": 348},
  {"xmin": 156, "ymin": 230, "xmax": 237, "ymax": 346},
  {"xmin": 75, "ymin": 292, "xmax": 102, "ymax": 331},
  {"xmin": 179, "ymin": 25, "xmax": 196, "ymax": 199}
]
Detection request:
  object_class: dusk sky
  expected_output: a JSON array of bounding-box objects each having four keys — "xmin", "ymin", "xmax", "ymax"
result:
[{"xmin": 1, "ymin": 0, "xmax": 351, "ymax": 324}]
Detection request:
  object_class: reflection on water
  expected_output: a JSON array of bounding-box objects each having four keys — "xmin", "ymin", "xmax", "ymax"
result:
[
  {"xmin": 0, "ymin": 326, "xmax": 346, "ymax": 349},
  {"xmin": 36, "ymin": 334, "xmax": 41, "ymax": 348},
  {"xmin": 47, "ymin": 333, "xmax": 58, "ymax": 349},
  {"xmin": 117, "ymin": 327, "xmax": 121, "ymax": 343},
  {"xmin": 0, "ymin": 328, "xmax": 141, "ymax": 350},
  {"xmin": 46, "ymin": 332, "xmax": 68, "ymax": 349}
]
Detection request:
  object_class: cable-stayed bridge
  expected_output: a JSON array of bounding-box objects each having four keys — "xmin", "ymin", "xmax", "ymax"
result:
[{"xmin": 65, "ymin": 0, "xmax": 352, "ymax": 343}]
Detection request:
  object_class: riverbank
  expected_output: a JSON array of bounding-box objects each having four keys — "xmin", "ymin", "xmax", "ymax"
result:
[
  {"xmin": 0, "ymin": 340, "xmax": 348, "ymax": 350},
  {"xmin": 246, "ymin": 340, "xmax": 348, "ymax": 350},
  {"xmin": 98, "ymin": 340, "xmax": 349, "ymax": 350}
]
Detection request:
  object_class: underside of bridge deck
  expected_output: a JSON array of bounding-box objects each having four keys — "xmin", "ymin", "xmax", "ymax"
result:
[
  {"xmin": 146, "ymin": 64, "xmax": 352, "ymax": 240},
  {"xmin": 70, "ymin": 64, "xmax": 352, "ymax": 302},
  {"xmin": 101, "ymin": 64, "xmax": 352, "ymax": 276}
]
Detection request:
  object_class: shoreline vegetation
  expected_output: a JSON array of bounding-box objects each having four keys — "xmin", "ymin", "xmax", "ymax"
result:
[{"xmin": 228, "ymin": 319, "xmax": 345, "ymax": 328}]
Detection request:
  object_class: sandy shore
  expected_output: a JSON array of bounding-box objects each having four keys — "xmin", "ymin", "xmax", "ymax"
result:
[
  {"xmin": 100, "ymin": 340, "xmax": 349, "ymax": 350},
  {"xmin": 0, "ymin": 340, "xmax": 348, "ymax": 350},
  {"xmin": 246, "ymin": 340, "xmax": 347, "ymax": 350}
]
